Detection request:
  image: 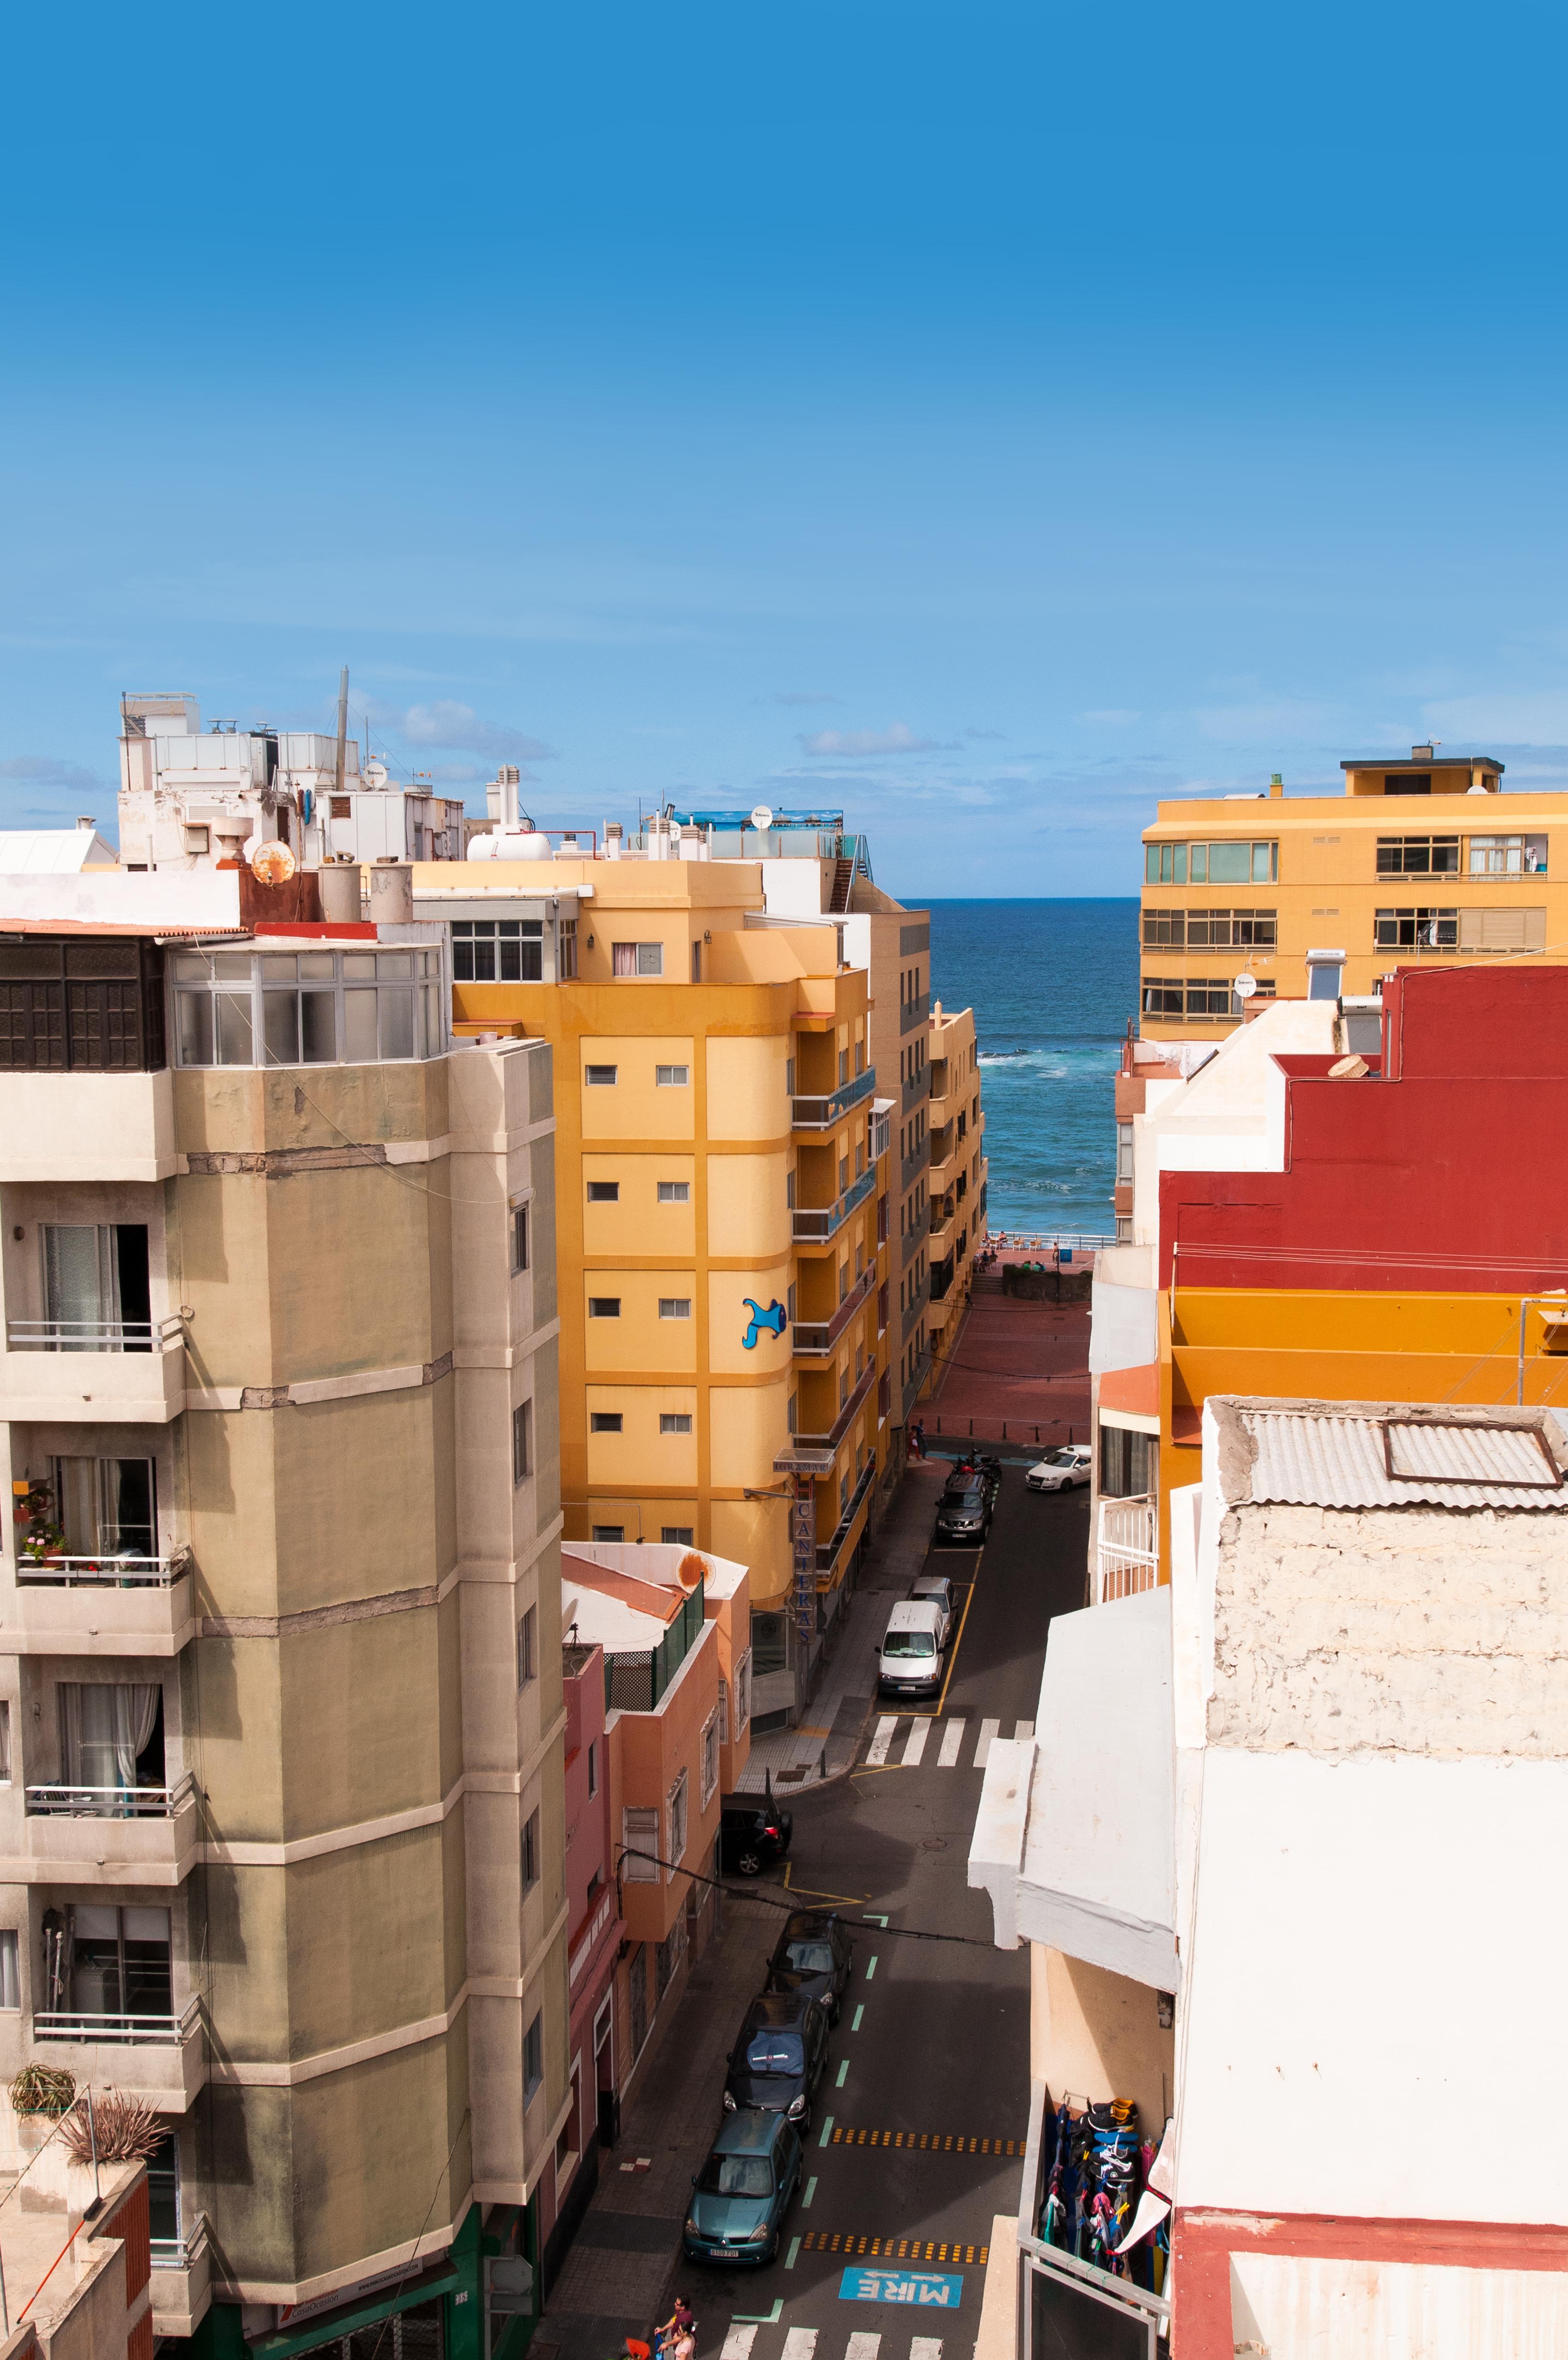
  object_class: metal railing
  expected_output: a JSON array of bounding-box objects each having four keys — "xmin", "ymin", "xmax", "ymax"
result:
[
  {"xmin": 791, "ymin": 1165, "xmax": 877, "ymax": 1244},
  {"xmin": 815, "ymin": 1457, "xmax": 878, "ymax": 1575},
  {"xmin": 901, "ymin": 1345, "xmax": 932, "ymax": 1419},
  {"xmin": 6, "ymin": 1315, "xmax": 184, "ymax": 1355},
  {"xmin": 1096, "ymin": 1495, "xmax": 1158, "ymax": 1602},
  {"xmin": 34, "ymin": 1995, "xmax": 201, "ymax": 2046},
  {"xmin": 15, "ymin": 1552, "xmax": 186, "ymax": 1587},
  {"xmin": 903, "ymin": 1267, "xmax": 931, "ymax": 1337},
  {"xmin": 27, "ymin": 1772, "xmax": 197, "ymax": 1820},
  {"xmin": 792, "ymin": 1266, "xmax": 876, "ymax": 1357},
  {"xmin": 603, "ymin": 1577, "xmax": 706, "ymax": 1713},
  {"xmin": 789, "ymin": 1359, "xmax": 878, "ymax": 1457},
  {"xmin": 151, "ymin": 2215, "xmax": 208, "ymax": 2274},
  {"xmin": 791, "ymin": 1067, "xmax": 877, "ymax": 1129}
]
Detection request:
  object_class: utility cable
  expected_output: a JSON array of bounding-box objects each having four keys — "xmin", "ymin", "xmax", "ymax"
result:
[
  {"xmin": 615, "ymin": 1847, "xmax": 998, "ymax": 1951},
  {"xmin": 363, "ymin": 2105, "xmax": 473, "ymax": 2360}
]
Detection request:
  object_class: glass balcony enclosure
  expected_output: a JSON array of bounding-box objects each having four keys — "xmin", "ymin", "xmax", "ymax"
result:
[{"xmin": 171, "ymin": 942, "xmax": 448, "ymax": 1068}]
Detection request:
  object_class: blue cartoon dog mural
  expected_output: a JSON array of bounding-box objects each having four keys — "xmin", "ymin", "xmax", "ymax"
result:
[{"xmin": 742, "ymin": 1297, "xmax": 788, "ymax": 1348}]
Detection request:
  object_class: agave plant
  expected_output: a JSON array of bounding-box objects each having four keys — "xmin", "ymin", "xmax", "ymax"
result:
[{"xmin": 60, "ymin": 2089, "xmax": 165, "ymax": 2164}]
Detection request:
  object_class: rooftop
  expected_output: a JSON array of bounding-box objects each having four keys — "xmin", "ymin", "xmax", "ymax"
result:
[{"xmin": 1213, "ymin": 1399, "xmax": 1568, "ymax": 1512}]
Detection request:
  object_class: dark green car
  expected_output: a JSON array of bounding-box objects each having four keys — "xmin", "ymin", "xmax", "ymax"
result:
[{"xmin": 683, "ymin": 2109, "xmax": 802, "ymax": 2266}]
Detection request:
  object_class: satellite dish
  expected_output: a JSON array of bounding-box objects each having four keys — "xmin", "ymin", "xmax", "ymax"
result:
[
  {"xmin": 750, "ymin": 804, "xmax": 774, "ymax": 832},
  {"xmin": 363, "ymin": 759, "xmax": 389, "ymax": 791},
  {"xmin": 1233, "ymin": 973, "xmax": 1257, "ymax": 1000},
  {"xmin": 251, "ymin": 840, "xmax": 297, "ymax": 885}
]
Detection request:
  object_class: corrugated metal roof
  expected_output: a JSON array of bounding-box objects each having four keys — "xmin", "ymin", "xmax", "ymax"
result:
[{"xmin": 1244, "ymin": 1409, "xmax": 1568, "ymax": 1511}]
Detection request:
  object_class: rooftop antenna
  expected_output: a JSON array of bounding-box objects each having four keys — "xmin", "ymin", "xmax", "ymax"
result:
[{"xmin": 334, "ymin": 666, "xmax": 349, "ymax": 804}]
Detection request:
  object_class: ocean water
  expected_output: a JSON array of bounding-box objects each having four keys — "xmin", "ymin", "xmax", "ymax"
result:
[{"xmin": 924, "ymin": 899, "xmax": 1140, "ymax": 1240}]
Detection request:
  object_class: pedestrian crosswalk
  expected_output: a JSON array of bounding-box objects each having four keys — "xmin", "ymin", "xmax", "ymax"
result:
[
  {"xmin": 862, "ymin": 1714, "xmax": 1035, "ymax": 1770},
  {"xmin": 724, "ymin": 2333, "xmax": 957, "ymax": 2360}
]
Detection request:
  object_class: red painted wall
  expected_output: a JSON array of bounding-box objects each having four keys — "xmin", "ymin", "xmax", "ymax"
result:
[{"xmin": 1159, "ymin": 967, "xmax": 1568, "ymax": 1292}]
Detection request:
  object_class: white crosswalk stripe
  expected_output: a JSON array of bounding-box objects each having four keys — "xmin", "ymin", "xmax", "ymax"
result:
[
  {"xmin": 781, "ymin": 2335, "xmax": 817, "ymax": 2360},
  {"xmin": 845, "ymin": 2338, "xmax": 882, "ymax": 2360},
  {"xmin": 973, "ymin": 1716, "xmax": 1002, "ymax": 1768},
  {"xmin": 910, "ymin": 2341, "xmax": 943, "ymax": 2360},
  {"xmin": 937, "ymin": 1718, "xmax": 966, "ymax": 1767},
  {"xmin": 721, "ymin": 2330, "xmax": 758, "ymax": 2360},
  {"xmin": 901, "ymin": 1717, "xmax": 930, "ymax": 1766},
  {"xmin": 865, "ymin": 1716, "xmax": 899, "ymax": 1766},
  {"xmin": 1013, "ymin": 1718, "xmax": 1035, "ymax": 1741}
]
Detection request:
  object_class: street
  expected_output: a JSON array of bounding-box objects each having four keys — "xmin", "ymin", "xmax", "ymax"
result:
[{"xmin": 670, "ymin": 1458, "xmax": 1092, "ymax": 2360}]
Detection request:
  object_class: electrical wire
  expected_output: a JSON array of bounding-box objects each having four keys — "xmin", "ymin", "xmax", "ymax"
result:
[
  {"xmin": 363, "ymin": 2106, "xmax": 473, "ymax": 2360},
  {"xmin": 615, "ymin": 1846, "xmax": 997, "ymax": 1951}
]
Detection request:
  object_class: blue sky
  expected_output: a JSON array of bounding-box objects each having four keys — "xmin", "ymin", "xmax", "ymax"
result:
[{"xmin": 4, "ymin": 0, "xmax": 1567, "ymax": 896}]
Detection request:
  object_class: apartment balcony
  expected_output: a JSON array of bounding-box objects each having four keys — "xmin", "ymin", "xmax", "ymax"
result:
[
  {"xmin": 1095, "ymin": 1495, "xmax": 1158, "ymax": 1603},
  {"xmin": 929, "ymin": 1204, "xmax": 955, "ymax": 1260},
  {"xmin": 900, "ymin": 1345, "xmax": 932, "ymax": 1420},
  {"xmin": 0, "ymin": 1318, "xmax": 187, "ymax": 1424},
  {"xmin": 930, "ymin": 1252, "xmax": 957, "ymax": 1306},
  {"xmin": 793, "ymin": 1265, "xmax": 876, "ymax": 1357},
  {"xmin": 10, "ymin": 1557, "xmax": 195, "ymax": 1658},
  {"xmin": 791, "ymin": 1165, "xmax": 877, "ymax": 1247},
  {"xmin": 902, "ymin": 1268, "xmax": 931, "ymax": 1339},
  {"xmin": 871, "ymin": 1098, "xmax": 892, "ymax": 1164},
  {"xmin": 0, "ymin": 1068, "xmax": 177, "ymax": 1186},
  {"xmin": 32, "ymin": 1994, "xmax": 206, "ymax": 2109},
  {"xmin": 816, "ymin": 1456, "xmax": 878, "ymax": 1581},
  {"xmin": 792, "ymin": 1066, "xmax": 877, "ymax": 1130},
  {"xmin": 774, "ymin": 1359, "xmax": 878, "ymax": 1475},
  {"xmin": 901, "ymin": 1218, "xmax": 923, "ymax": 1272},
  {"xmin": 16, "ymin": 1775, "xmax": 200, "ymax": 1887},
  {"xmin": 151, "ymin": 2213, "xmax": 212, "ymax": 2339},
  {"xmin": 929, "ymin": 1128, "xmax": 958, "ymax": 1190}
]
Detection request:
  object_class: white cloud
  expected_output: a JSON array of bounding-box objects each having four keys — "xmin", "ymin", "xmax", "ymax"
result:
[
  {"xmin": 0, "ymin": 755, "xmax": 103, "ymax": 790},
  {"xmin": 395, "ymin": 701, "xmax": 556, "ymax": 761},
  {"xmin": 1418, "ymin": 693, "xmax": 1568, "ymax": 745},
  {"xmin": 801, "ymin": 721, "xmax": 948, "ymax": 757}
]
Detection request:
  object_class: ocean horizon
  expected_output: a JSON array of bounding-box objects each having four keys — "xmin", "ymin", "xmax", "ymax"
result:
[{"xmin": 920, "ymin": 897, "xmax": 1140, "ymax": 1240}]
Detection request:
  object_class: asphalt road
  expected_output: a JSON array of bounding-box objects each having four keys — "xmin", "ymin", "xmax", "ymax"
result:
[{"xmin": 672, "ymin": 1463, "xmax": 1092, "ymax": 2358}]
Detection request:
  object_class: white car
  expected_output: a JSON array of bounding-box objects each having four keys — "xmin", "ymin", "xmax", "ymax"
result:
[
  {"xmin": 1026, "ymin": 1444, "xmax": 1092, "ymax": 1493},
  {"xmin": 876, "ymin": 1599, "xmax": 946, "ymax": 1699}
]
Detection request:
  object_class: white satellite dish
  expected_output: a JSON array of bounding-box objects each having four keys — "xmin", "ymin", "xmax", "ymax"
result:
[
  {"xmin": 250, "ymin": 839, "xmax": 297, "ymax": 885},
  {"xmin": 1233, "ymin": 973, "xmax": 1257, "ymax": 1000},
  {"xmin": 363, "ymin": 759, "xmax": 389, "ymax": 791},
  {"xmin": 750, "ymin": 804, "xmax": 774, "ymax": 832}
]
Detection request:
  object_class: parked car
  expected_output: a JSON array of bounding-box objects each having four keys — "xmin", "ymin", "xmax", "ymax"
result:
[
  {"xmin": 722, "ymin": 1989, "xmax": 829, "ymax": 2125},
  {"xmin": 765, "ymin": 1909, "xmax": 854, "ymax": 2021},
  {"xmin": 907, "ymin": 1573, "xmax": 955, "ymax": 1646},
  {"xmin": 950, "ymin": 1454, "xmax": 1003, "ymax": 1503},
  {"xmin": 684, "ymin": 2107, "xmax": 803, "ymax": 2266},
  {"xmin": 1026, "ymin": 1444, "xmax": 1092, "ymax": 1493},
  {"xmin": 876, "ymin": 1598, "xmax": 946, "ymax": 1698},
  {"xmin": 934, "ymin": 1477, "xmax": 992, "ymax": 1544},
  {"xmin": 720, "ymin": 1798, "xmax": 792, "ymax": 1877}
]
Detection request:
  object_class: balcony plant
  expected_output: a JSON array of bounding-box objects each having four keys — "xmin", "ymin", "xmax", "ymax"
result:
[{"xmin": 13, "ymin": 1482, "xmax": 65, "ymax": 1565}]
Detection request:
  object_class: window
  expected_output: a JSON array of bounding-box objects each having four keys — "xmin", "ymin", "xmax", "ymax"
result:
[
  {"xmin": 450, "ymin": 919, "xmax": 544, "ymax": 983},
  {"xmin": 587, "ymin": 1740, "xmax": 598, "ymax": 1798},
  {"xmin": 1384, "ymin": 771, "xmax": 1432, "ymax": 795},
  {"xmin": 732, "ymin": 1648, "xmax": 752, "ymax": 1735},
  {"xmin": 667, "ymin": 1769, "xmax": 689, "ymax": 1874},
  {"xmin": 838, "ymin": 1048, "xmax": 849, "ymax": 1085},
  {"xmin": 521, "ymin": 1805, "xmax": 541, "ymax": 1892},
  {"xmin": 1373, "ymin": 908, "xmax": 1458, "ymax": 950},
  {"xmin": 612, "ymin": 942, "xmax": 664, "ymax": 977},
  {"xmin": 1141, "ymin": 908, "xmax": 1185, "ymax": 949},
  {"xmin": 172, "ymin": 947, "xmax": 442, "ymax": 1068},
  {"xmin": 1458, "ymin": 905, "xmax": 1548, "ymax": 952},
  {"xmin": 1100, "ymin": 1424, "xmax": 1153, "ymax": 1498},
  {"xmin": 588, "ymin": 1297, "xmax": 622, "ymax": 1318},
  {"xmin": 592, "ymin": 1524, "xmax": 625, "ymax": 1542},
  {"xmin": 657, "ymin": 1180, "xmax": 690, "ymax": 1204},
  {"xmin": 584, "ymin": 1063, "xmax": 617, "ymax": 1086},
  {"xmin": 511, "ymin": 1201, "xmax": 530, "ymax": 1272},
  {"xmin": 785, "ymin": 1057, "xmax": 796, "ymax": 1097},
  {"xmin": 524, "ymin": 2011, "xmax": 544, "ymax": 2103},
  {"xmin": 700, "ymin": 1710, "xmax": 719, "ymax": 1805},
  {"xmin": 1116, "ymin": 1123, "xmax": 1134, "ymax": 1185},
  {"xmin": 1184, "ymin": 979, "xmax": 1233, "ymax": 1018},
  {"xmin": 786, "ymin": 1169, "xmax": 796, "ymax": 1210},
  {"xmin": 42, "ymin": 1225, "xmax": 151, "ymax": 1350},
  {"xmin": 1140, "ymin": 977, "xmax": 1184, "ymax": 1017},
  {"xmin": 517, "ymin": 1606, "xmax": 537, "ymax": 1687},
  {"xmin": 691, "ymin": 940, "xmax": 702, "ymax": 983},
  {"xmin": 1183, "ymin": 909, "xmax": 1278, "ymax": 950},
  {"xmin": 662, "ymin": 1525, "xmax": 695, "ymax": 1545},
  {"xmin": 659, "ymin": 1298, "xmax": 692, "ymax": 1319},
  {"xmin": 622, "ymin": 1804, "xmax": 660, "ymax": 1882},
  {"xmin": 1145, "ymin": 841, "xmax": 1278, "ymax": 885},
  {"xmin": 557, "ymin": 917, "xmax": 578, "ymax": 979},
  {"xmin": 50, "ymin": 1455, "xmax": 157, "ymax": 1559},
  {"xmin": 655, "ymin": 1064, "xmax": 689, "ymax": 1087},
  {"xmin": 786, "ymin": 1393, "xmax": 797, "ymax": 1435},
  {"xmin": 660, "ymin": 1413, "xmax": 693, "ymax": 1434},
  {"xmin": 1377, "ymin": 835, "xmax": 1459, "ymax": 876},
  {"xmin": 1470, "ymin": 834, "xmax": 1549, "ymax": 876},
  {"xmin": 586, "ymin": 1181, "xmax": 620, "ymax": 1203},
  {"xmin": 590, "ymin": 1411, "xmax": 624, "ymax": 1433},
  {"xmin": 512, "ymin": 1401, "xmax": 532, "ymax": 1484},
  {"xmin": 0, "ymin": 1933, "xmax": 18, "ymax": 2011}
]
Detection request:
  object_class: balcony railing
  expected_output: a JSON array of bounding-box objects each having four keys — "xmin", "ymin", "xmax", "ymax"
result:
[
  {"xmin": 792, "ymin": 1066, "xmax": 877, "ymax": 1129},
  {"xmin": 603, "ymin": 1577, "xmax": 706, "ymax": 1713},
  {"xmin": 816, "ymin": 1456, "xmax": 878, "ymax": 1575},
  {"xmin": 16, "ymin": 1551, "xmax": 186, "ymax": 1587},
  {"xmin": 6, "ymin": 1315, "xmax": 185, "ymax": 1354},
  {"xmin": 793, "ymin": 1266, "xmax": 876, "ymax": 1357},
  {"xmin": 34, "ymin": 1995, "xmax": 201, "ymax": 2046},
  {"xmin": 792, "ymin": 1165, "xmax": 877, "ymax": 1244},
  {"xmin": 776, "ymin": 1358, "xmax": 878, "ymax": 1471},
  {"xmin": 26, "ymin": 1773, "xmax": 196, "ymax": 1820},
  {"xmin": 151, "ymin": 2215, "xmax": 209, "ymax": 2274},
  {"xmin": 1096, "ymin": 1495, "xmax": 1158, "ymax": 1602},
  {"xmin": 901, "ymin": 1345, "xmax": 932, "ymax": 1419}
]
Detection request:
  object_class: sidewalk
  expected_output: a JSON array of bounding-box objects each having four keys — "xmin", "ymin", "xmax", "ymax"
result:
[{"xmin": 925, "ymin": 1278, "xmax": 1091, "ymax": 1445}]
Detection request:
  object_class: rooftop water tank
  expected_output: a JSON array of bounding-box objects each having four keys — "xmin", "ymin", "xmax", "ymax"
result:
[{"xmin": 467, "ymin": 828, "xmax": 555, "ymax": 862}]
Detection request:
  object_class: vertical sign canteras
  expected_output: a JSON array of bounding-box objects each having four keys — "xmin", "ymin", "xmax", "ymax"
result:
[{"xmin": 792, "ymin": 1474, "xmax": 817, "ymax": 1644}]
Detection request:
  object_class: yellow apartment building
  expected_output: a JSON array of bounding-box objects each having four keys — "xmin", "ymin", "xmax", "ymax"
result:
[
  {"xmin": 417, "ymin": 852, "xmax": 892, "ymax": 1724},
  {"xmin": 925, "ymin": 1001, "xmax": 989, "ymax": 1380},
  {"xmin": 1139, "ymin": 743, "xmax": 1567, "ymax": 1038}
]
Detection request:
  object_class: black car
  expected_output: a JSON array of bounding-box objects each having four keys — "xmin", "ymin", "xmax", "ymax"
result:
[
  {"xmin": 765, "ymin": 1910, "xmax": 854, "ymax": 2021},
  {"xmin": 722, "ymin": 1989, "xmax": 829, "ymax": 2126},
  {"xmin": 934, "ymin": 1477, "xmax": 992, "ymax": 1544},
  {"xmin": 720, "ymin": 1797, "xmax": 793, "ymax": 1877}
]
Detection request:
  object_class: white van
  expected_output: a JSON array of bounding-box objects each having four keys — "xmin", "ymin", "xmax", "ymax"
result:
[{"xmin": 876, "ymin": 1599, "xmax": 945, "ymax": 1699}]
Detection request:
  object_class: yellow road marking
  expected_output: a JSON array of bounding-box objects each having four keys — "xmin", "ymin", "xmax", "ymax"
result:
[
  {"xmin": 781, "ymin": 1862, "xmax": 870, "ymax": 1904},
  {"xmin": 831, "ymin": 2126, "xmax": 1023, "ymax": 2155},
  {"xmin": 798, "ymin": 2232, "xmax": 989, "ymax": 2263}
]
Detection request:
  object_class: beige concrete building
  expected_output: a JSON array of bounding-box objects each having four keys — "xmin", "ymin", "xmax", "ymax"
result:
[
  {"xmin": 925, "ymin": 1000, "xmax": 989, "ymax": 1382},
  {"xmin": 0, "ymin": 902, "xmax": 566, "ymax": 2360}
]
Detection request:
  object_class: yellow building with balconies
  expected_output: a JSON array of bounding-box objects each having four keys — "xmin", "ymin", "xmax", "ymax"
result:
[
  {"xmin": 1139, "ymin": 743, "xmax": 1568, "ymax": 1038},
  {"xmin": 925, "ymin": 1001, "xmax": 989, "ymax": 1385}
]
